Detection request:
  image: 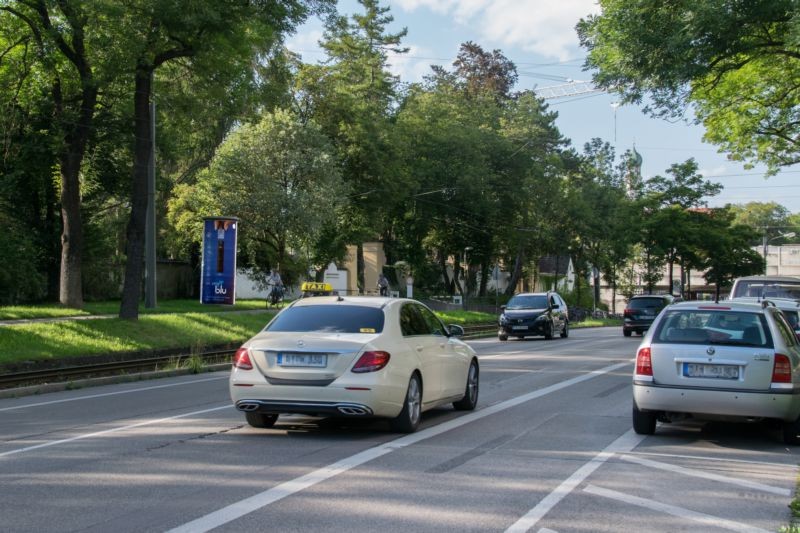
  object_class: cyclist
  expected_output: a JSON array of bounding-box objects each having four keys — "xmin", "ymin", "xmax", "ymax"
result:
[
  {"xmin": 267, "ymin": 268, "xmax": 284, "ymax": 306},
  {"xmin": 377, "ymin": 272, "xmax": 389, "ymax": 297}
]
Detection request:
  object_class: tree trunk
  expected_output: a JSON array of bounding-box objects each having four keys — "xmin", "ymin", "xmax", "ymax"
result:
[
  {"xmin": 119, "ymin": 69, "xmax": 152, "ymax": 319},
  {"xmin": 57, "ymin": 80, "xmax": 96, "ymax": 309},
  {"xmin": 479, "ymin": 261, "xmax": 488, "ymax": 297},
  {"xmin": 438, "ymin": 252, "xmax": 452, "ymax": 295},
  {"xmin": 553, "ymin": 255, "xmax": 560, "ymax": 291},
  {"xmin": 611, "ymin": 266, "xmax": 617, "ymax": 314},
  {"xmin": 667, "ymin": 255, "xmax": 674, "ymax": 295},
  {"xmin": 505, "ymin": 243, "xmax": 526, "ymax": 296},
  {"xmin": 357, "ymin": 243, "xmax": 365, "ymax": 294}
]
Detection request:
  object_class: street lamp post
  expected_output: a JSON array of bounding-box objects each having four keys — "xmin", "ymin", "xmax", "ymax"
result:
[
  {"xmin": 463, "ymin": 247, "xmax": 473, "ymax": 310},
  {"xmin": 763, "ymin": 232, "xmax": 796, "ymax": 274}
]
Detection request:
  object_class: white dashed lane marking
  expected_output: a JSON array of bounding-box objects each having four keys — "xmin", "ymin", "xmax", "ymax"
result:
[
  {"xmin": 619, "ymin": 454, "xmax": 791, "ymax": 496},
  {"xmin": 584, "ymin": 484, "xmax": 772, "ymax": 533}
]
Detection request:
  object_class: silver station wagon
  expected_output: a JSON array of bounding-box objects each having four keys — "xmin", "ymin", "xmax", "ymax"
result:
[{"xmin": 632, "ymin": 300, "xmax": 800, "ymax": 444}]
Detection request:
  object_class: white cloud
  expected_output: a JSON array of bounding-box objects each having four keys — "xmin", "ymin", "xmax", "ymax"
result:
[
  {"xmin": 699, "ymin": 165, "xmax": 729, "ymax": 178},
  {"xmin": 285, "ymin": 28, "xmax": 325, "ymax": 60},
  {"xmin": 391, "ymin": 0, "xmax": 600, "ymax": 61},
  {"xmin": 387, "ymin": 45, "xmax": 451, "ymax": 83}
]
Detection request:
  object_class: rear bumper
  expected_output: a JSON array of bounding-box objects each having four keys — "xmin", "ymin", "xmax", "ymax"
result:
[
  {"xmin": 230, "ymin": 372, "xmax": 405, "ymax": 418},
  {"xmin": 236, "ymin": 399, "xmax": 374, "ymax": 417},
  {"xmin": 500, "ymin": 321, "xmax": 550, "ymax": 336},
  {"xmin": 623, "ymin": 319, "xmax": 654, "ymax": 331},
  {"xmin": 633, "ymin": 383, "xmax": 800, "ymax": 421}
]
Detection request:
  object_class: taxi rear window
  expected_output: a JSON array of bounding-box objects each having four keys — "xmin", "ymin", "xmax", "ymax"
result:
[{"xmin": 266, "ymin": 305, "xmax": 384, "ymax": 333}]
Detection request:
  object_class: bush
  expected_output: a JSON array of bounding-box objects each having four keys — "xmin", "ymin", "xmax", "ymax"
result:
[{"xmin": 0, "ymin": 209, "xmax": 46, "ymax": 304}]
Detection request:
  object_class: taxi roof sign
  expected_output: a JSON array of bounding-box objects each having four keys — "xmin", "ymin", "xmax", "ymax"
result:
[{"xmin": 301, "ymin": 281, "xmax": 334, "ymax": 294}]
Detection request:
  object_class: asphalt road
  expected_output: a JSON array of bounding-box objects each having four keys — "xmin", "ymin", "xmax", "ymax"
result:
[{"xmin": 1, "ymin": 327, "xmax": 798, "ymax": 532}]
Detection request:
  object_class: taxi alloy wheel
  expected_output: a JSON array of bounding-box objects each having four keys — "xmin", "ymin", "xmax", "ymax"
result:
[
  {"xmin": 391, "ymin": 374, "xmax": 422, "ymax": 433},
  {"xmin": 453, "ymin": 360, "xmax": 479, "ymax": 411}
]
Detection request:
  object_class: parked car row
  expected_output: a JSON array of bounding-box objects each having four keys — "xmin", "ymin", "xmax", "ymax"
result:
[
  {"xmin": 630, "ymin": 275, "xmax": 800, "ymax": 444},
  {"xmin": 227, "ymin": 274, "xmax": 800, "ymax": 446}
]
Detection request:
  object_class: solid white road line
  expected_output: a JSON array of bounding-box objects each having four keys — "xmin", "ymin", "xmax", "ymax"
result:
[
  {"xmin": 504, "ymin": 430, "xmax": 645, "ymax": 533},
  {"xmin": 583, "ymin": 484, "xmax": 772, "ymax": 533},
  {"xmin": 0, "ymin": 375, "xmax": 229, "ymax": 412},
  {"xmin": 619, "ymin": 454, "xmax": 791, "ymax": 496},
  {"xmin": 0, "ymin": 405, "xmax": 232, "ymax": 458},
  {"xmin": 167, "ymin": 360, "xmax": 632, "ymax": 533}
]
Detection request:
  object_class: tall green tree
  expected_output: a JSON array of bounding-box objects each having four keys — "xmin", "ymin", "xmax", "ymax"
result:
[
  {"xmin": 641, "ymin": 159, "xmax": 722, "ymax": 293},
  {"xmin": 169, "ymin": 109, "xmax": 347, "ymax": 288},
  {"xmin": 295, "ymin": 0, "xmax": 406, "ymax": 291},
  {"xmin": 116, "ymin": 0, "xmax": 331, "ymax": 319},
  {"xmin": 578, "ymin": 0, "xmax": 800, "ymax": 174},
  {"xmin": 1, "ymin": 1, "xmax": 105, "ymax": 308},
  {"xmin": 728, "ymin": 201, "xmax": 793, "ymax": 245},
  {"xmin": 696, "ymin": 210, "xmax": 765, "ymax": 299}
]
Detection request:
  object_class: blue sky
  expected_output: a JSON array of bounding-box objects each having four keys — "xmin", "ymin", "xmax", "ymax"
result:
[{"xmin": 287, "ymin": 0, "xmax": 800, "ymax": 213}]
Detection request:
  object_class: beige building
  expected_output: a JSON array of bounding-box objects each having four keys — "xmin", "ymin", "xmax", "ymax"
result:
[{"xmin": 599, "ymin": 244, "xmax": 800, "ymax": 310}]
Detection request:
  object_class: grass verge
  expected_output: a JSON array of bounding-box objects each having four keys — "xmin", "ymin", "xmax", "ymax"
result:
[
  {"xmin": 573, "ymin": 317, "xmax": 623, "ymax": 328},
  {"xmin": 0, "ymin": 311, "xmax": 276, "ymax": 365},
  {"xmin": 0, "ymin": 308, "xmax": 500, "ymax": 366},
  {"xmin": 0, "ymin": 299, "xmax": 269, "ymax": 321}
]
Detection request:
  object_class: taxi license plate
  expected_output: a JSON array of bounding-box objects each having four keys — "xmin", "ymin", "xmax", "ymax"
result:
[
  {"xmin": 277, "ymin": 353, "xmax": 327, "ymax": 367},
  {"xmin": 683, "ymin": 363, "xmax": 739, "ymax": 379}
]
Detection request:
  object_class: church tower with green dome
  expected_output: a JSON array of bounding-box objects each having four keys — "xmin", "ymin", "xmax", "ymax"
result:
[{"xmin": 625, "ymin": 145, "xmax": 643, "ymax": 198}]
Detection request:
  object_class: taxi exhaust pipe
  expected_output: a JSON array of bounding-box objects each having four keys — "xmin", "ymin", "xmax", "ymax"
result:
[{"xmin": 338, "ymin": 406, "xmax": 368, "ymax": 416}]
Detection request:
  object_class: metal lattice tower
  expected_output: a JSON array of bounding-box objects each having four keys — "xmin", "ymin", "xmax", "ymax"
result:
[{"xmin": 534, "ymin": 80, "xmax": 603, "ymax": 100}]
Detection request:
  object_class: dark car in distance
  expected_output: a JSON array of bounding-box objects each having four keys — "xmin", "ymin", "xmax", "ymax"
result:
[
  {"xmin": 498, "ymin": 292, "xmax": 569, "ymax": 341},
  {"xmin": 623, "ymin": 294, "xmax": 675, "ymax": 337}
]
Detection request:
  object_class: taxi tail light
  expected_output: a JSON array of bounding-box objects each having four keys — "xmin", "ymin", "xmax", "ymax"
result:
[
  {"xmin": 635, "ymin": 347, "xmax": 652, "ymax": 376},
  {"xmin": 352, "ymin": 351, "xmax": 391, "ymax": 373},
  {"xmin": 233, "ymin": 347, "xmax": 253, "ymax": 370},
  {"xmin": 772, "ymin": 353, "xmax": 792, "ymax": 383}
]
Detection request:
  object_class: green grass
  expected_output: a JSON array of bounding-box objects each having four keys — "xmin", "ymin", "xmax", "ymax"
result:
[
  {"xmin": 0, "ymin": 311, "xmax": 275, "ymax": 365},
  {"xmin": 0, "ymin": 299, "xmax": 268, "ymax": 320},
  {"xmin": 0, "ymin": 301, "xmax": 621, "ymax": 367},
  {"xmin": 573, "ymin": 317, "xmax": 623, "ymax": 328},
  {"xmin": 436, "ymin": 310, "xmax": 497, "ymax": 325}
]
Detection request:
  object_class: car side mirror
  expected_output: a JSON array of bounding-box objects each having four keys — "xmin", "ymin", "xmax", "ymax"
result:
[{"xmin": 448, "ymin": 324, "xmax": 465, "ymax": 338}]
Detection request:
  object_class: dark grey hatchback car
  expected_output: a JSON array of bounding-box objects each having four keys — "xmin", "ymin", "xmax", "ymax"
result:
[
  {"xmin": 623, "ymin": 294, "xmax": 675, "ymax": 336},
  {"xmin": 498, "ymin": 292, "xmax": 569, "ymax": 341}
]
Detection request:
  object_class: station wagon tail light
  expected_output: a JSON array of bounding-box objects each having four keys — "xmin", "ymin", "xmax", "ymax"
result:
[
  {"xmin": 352, "ymin": 351, "xmax": 391, "ymax": 373},
  {"xmin": 772, "ymin": 353, "xmax": 792, "ymax": 384},
  {"xmin": 635, "ymin": 347, "xmax": 653, "ymax": 376},
  {"xmin": 233, "ymin": 347, "xmax": 253, "ymax": 370}
]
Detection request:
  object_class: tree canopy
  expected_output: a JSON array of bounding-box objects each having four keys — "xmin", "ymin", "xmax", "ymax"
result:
[{"xmin": 578, "ymin": 0, "xmax": 800, "ymax": 174}]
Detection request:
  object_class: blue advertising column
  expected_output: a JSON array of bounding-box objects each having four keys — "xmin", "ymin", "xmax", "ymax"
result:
[{"xmin": 201, "ymin": 217, "xmax": 239, "ymax": 305}]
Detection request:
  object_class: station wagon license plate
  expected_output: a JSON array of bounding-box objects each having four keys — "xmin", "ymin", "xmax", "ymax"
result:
[
  {"xmin": 277, "ymin": 353, "xmax": 327, "ymax": 367},
  {"xmin": 683, "ymin": 363, "xmax": 739, "ymax": 379}
]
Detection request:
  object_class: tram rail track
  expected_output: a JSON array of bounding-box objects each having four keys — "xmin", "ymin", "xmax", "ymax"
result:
[{"xmin": 0, "ymin": 324, "xmax": 498, "ymax": 390}]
